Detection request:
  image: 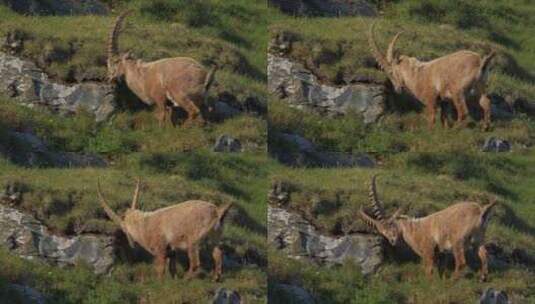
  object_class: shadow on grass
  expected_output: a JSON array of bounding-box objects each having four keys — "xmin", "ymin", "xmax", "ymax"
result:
[{"xmin": 407, "ymin": 153, "xmax": 523, "ymax": 200}]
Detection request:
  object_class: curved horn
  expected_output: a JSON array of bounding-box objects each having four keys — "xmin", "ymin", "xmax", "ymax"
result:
[
  {"xmin": 97, "ymin": 180, "xmax": 123, "ymax": 227},
  {"xmin": 131, "ymin": 178, "xmax": 141, "ymax": 209},
  {"xmin": 359, "ymin": 207, "xmax": 380, "ymax": 229},
  {"xmin": 368, "ymin": 22, "xmax": 391, "ymax": 74},
  {"xmin": 107, "ymin": 10, "xmax": 133, "ymax": 71},
  {"xmin": 369, "ymin": 175, "xmax": 386, "ymax": 221},
  {"xmin": 386, "ymin": 31, "xmax": 404, "ymax": 64}
]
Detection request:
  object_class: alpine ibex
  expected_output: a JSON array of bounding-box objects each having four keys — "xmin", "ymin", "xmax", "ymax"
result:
[
  {"xmin": 97, "ymin": 179, "xmax": 232, "ymax": 281},
  {"xmin": 359, "ymin": 176, "xmax": 496, "ymax": 281},
  {"xmin": 368, "ymin": 23, "xmax": 495, "ymax": 130},
  {"xmin": 107, "ymin": 11, "xmax": 217, "ymax": 126}
]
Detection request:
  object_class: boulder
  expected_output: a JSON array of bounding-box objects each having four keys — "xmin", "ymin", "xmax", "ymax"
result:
[
  {"xmin": 212, "ymin": 288, "xmax": 242, "ymax": 304},
  {"xmin": 0, "ymin": 0, "xmax": 108, "ymax": 16},
  {"xmin": 272, "ymin": 284, "xmax": 315, "ymax": 304},
  {"xmin": 0, "ymin": 52, "xmax": 116, "ymax": 122},
  {"xmin": 268, "ymin": 206, "xmax": 383, "ymax": 274},
  {"xmin": 479, "ymin": 288, "xmax": 509, "ymax": 304},
  {"xmin": 0, "ymin": 204, "xmax": 115, "ymax": 274},
  {"xmin": 213, "ymin": 135, "xmax": 242, "ymax": 153},
  {"xmin": 482, "ymin": 137, "xmax": 511, "ymax": 152},
  {"xmin": 270, "ymin": 132, "xmax": 375, "ymax": 168},
  {"xmin": 8, "ymin": 284, "xmax": 46, "ymax": 304},
  {"xmin": 268, "ymin": 0, "xmax": 376, "ymax": 17},
  {"xmin": 0, "ymin": 131, "xmax": 106, "ymax": 168},
  {"xmin": 268, "ymin": 54, "xmax": 386, "ymax": 124}
]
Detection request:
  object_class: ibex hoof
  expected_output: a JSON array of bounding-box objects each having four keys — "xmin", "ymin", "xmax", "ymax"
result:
[
  {"xmin": 479, "ymin": 274, "xmax": 488, "ymax": 282},
  {"xmin": 185, "ymin": 270, "xmax": 200, "ymax": 280}
]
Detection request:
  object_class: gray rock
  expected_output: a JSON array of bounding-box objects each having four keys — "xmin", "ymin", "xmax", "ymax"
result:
[
  {"xmin": 273, "ymin": 284, "xmax": 315, "ymax": 304},
  {"xmin": 8, "ymin": 284, "xmax": 46, "ymax": 304},
  {"xmin": 0, "ymin": 0, "xmax": 108, "ymax": 16},
  {"xmin": 269, "ymin": 0, "xmax": 376, "ymax": 17},
  {"xmin": 212, "ymin": 288, "xmax": 242, "ymax": 304},
  {"xmin": 0, "ymin": 204, "xmax": 115, "ymax": 274},
  {"xmin": 482, "ymin": 137, "xmax": 511, "ymax": 152},
  {"xmin": 213, "ymin": 101, "xmax": 241, "ymax": 120},
  {"xmin": 271, "ymin": 132, "xmax": 375, "ymax": 168},
  {"xmin": 268, "ymin": 206, "xmax": 383, "ymax": 274},
  {"xmin": 479, "ymin": 288, "xmax": 509, "ymax": 304},
  {"xmin": 0, "ymin": 131, "xmax": 106, "ymax": 168},
  {"xmin": 213, "ymin": 135, "xmax": 242, "ymax": 153},
  {"xmin": 268, "ymin": 54, "xmax": 386, "ymax": 124},
  {"xmin": 0, "ymin": 52, "xmax": 116, "ymax": 122}
]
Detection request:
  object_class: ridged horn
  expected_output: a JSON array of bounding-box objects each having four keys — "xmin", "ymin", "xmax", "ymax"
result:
[
  {"xmin": 386, "ymin": 31, "xmax": 404, "ymax": 64},
  {"xmin": 368, "ymin": 22, "xmax": 391, "ymax": 74},
  {"xmin": 97, "ymin": 180, "xmax": 123, "ymax": 227},
  {"xmin": 131, "ymin": 178, "xmax": 141, "ymax": 210},
  {"xmin": 369, "ymin": 175, "xmax": 385, "ymax": 221},
  {"xmin": 107, "ymin": 10, "xmax": 133, "ymax": 72},
  {"xmin": 359, "ymin": 207, "xmax": 380, "ymax": 229}
]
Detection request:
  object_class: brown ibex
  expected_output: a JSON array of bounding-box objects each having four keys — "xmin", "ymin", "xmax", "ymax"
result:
[
  {"xmin": 368, "ymin": 22, "xmax": 495, "ymax": 130},
  {"xmin": 107, "ymin": 11, "xmax": 217, "ymax": 126},
  {"xmin": 359, "ymin": 176, "xmax": 496, "ymax": 281},
  {"xmin": 97, "ymin": 179, "xmax": 232, "ymax": 281}
]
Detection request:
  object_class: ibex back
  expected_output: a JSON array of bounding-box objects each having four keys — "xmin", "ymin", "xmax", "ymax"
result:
[
  {"xmin": 359, "ymin": 176, "xmax": 496, "ymax": 281},
  {"xmin": 107, "ymin": 11, "xmax": 216, "ymax": 126},
  {"xmin": 368, "ymin": 22, "xmax": 495, "ymax": 130},
  {"xmin": 97, "ymin": 179, "xmax": 231, "ymax": 281}
]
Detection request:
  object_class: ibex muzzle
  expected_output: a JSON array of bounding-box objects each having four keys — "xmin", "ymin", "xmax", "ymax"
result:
[
  {"xmin": 368, "ymin": 22, "xmax": 495, "ymax": 130},
  {"xmin": 97, "ymin": 179, "xmax": 231, "ymax": 281},
  {"xmin": 359, "ymin": 176, "xmax": 496, "ymax": 281}
]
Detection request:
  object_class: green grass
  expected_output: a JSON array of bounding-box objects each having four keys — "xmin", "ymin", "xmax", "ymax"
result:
[
  {"xmin": 269, "ymin": 0, "xmax": 535, "ymax": 154},
  {"xmin": 269, "ymin": 150, "xmax": 535, "ymax": 303}
]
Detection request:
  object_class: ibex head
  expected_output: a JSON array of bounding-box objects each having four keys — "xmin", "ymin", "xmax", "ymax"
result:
[
  {"xmin": 359, "ymin": 176, "xmax": 404, "ymax": 246},
  {"xmin": 107, "ymin": 10, "xmax": 134, "ymax": 84},
  {"xmin": 97, "ymin": 178, "xmax": 142, "ymax": 248},
  {"xmin": 368, "ymin": 22, "xmax": 407, "ymax": 94}
]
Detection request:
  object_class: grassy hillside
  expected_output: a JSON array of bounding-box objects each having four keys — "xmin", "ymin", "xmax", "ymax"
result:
[
  {"xmin": 269, "ymin": 151, "xmax": 535, "ymax": 303},
  {"xmin": 0, "ymin": 0, "xmax": 274, "ymax": 302},
  {"xmin": 269, "ymin": 0, "xmax": 535, "ymax": 154}
]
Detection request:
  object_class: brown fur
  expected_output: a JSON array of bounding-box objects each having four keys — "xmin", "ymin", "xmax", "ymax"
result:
[
  {"xmin": 107, "ymin": 11, "xmax": 217, "ymax": 126},
  {"xmin": 368, "ymin": 22, "xmax": 495, "ymax": 130},
  {"xmin": 97, "ymin": 179, "xmax": 231, "ymax": 281},
  {"xmin": 359, "ymin": 176, "xmax": 496, "ymax": 281}
]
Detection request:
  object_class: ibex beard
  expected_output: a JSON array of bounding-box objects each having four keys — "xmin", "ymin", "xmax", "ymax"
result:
[
  {"xmin": 97, "ymin": 179, "xmax": 232, "ymax": 281},
  {"xmin": 359, "ymin": 176, "xmax": 496, "ymax": 281},
  {"xmin": 368, "ymin": 22, "xmax": 495, "ymax": 130},
  {"xmin": 107, "ymin": 11, "xmax": 217, "ymax": 127}
]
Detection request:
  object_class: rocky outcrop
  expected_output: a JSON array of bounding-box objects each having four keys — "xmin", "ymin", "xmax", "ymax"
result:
[
  {"xmin": 268, "ymin": 54, "xmax": 386, "ymax": 124},
  {"xmin": 0, "ymin": 204, "xmax": 115, "ymax": 274},
  {"xmin": 270, "ymin": 132, "xmax": 375, "ymax": 168},
  {"xmin": 268, "ymin": 0, "xmax": 376, "ymax": 17},
  {"xmin": 0, "ymin": 52, "xmax": 116, "ymax": 122},
  {"xmin": 0, "ymin": 0, "xmax": 108, "ymax": 16},
  {"xmin": 0, "ymin": 131, "xmax": 106, "ymax": 168},
  {"xmin": 268, "ymin": 206, "xmax": 383, "ymax": 274}
]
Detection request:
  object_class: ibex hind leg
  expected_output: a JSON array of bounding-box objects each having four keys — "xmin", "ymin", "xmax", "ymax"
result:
[
  {"xmin": 452, "ymin": 244, "xmax": 467, "ymax": 280},
  {"xmin": 168, "ymin": 91, "xmax": 204, "ymax": 127},
  {"xmin": 185, "ymin": 244, "xmax": 201, "ymax": 280},
  {"xmin": 478, "ymin": 245, "xmax": 489, "ymax": 282},
  {"xmin": 479, "ymin": 94, "xmax": 491, "ymax": 131},
  {"xmin": 212, "ymin": 246, "xmax": 223, "ymax": 282}
]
